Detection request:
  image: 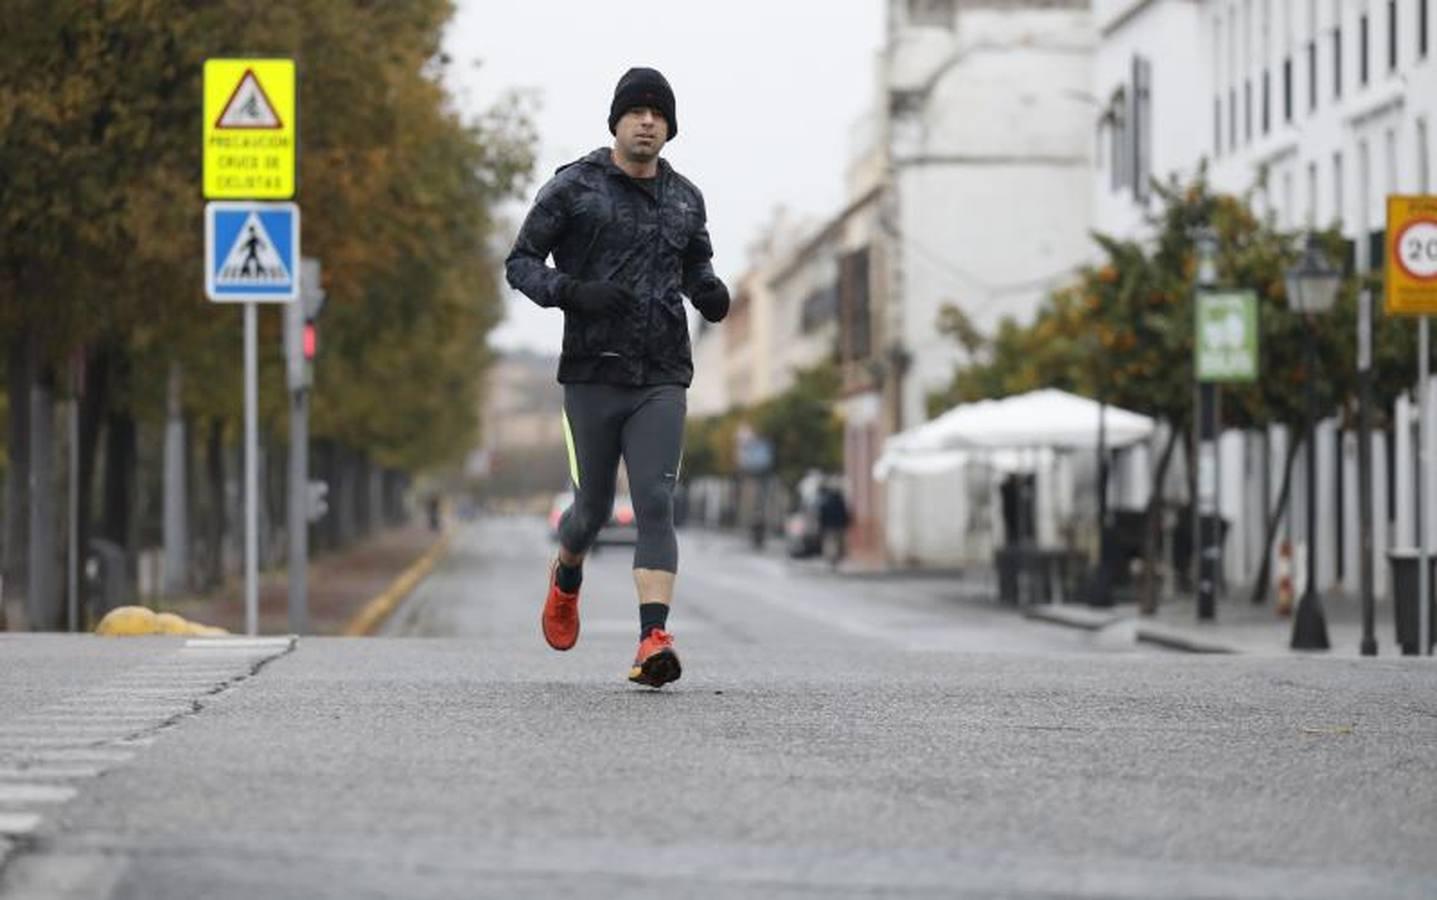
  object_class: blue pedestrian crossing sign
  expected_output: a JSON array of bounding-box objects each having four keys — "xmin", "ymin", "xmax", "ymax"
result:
[{"xmin": 205, "ymin": 202, "xmax": 300, "ymax": 302}]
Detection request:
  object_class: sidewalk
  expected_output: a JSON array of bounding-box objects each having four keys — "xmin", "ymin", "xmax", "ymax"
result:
[
  {"xmin": 1027, "ymin": 588, "xmax": 1420, "ymax": 658},
  {"xmin": 164, "ymin": 525, "xmax": 445, "ymax": 635}
]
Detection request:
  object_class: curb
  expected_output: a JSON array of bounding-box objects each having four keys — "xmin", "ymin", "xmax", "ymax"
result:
[
  {"xmin": 1023, "ymin": 605, "xmax": 1241, "ymax": 654},
  {"xmin": 342, "ymin": 532, "xmax": 453, "ymax": 637}
]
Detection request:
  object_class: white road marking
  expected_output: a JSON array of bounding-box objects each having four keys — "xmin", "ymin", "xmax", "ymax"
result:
[
  {"xmin": 0, "ymin": 751, "xmax": 133, "ymax": 764},
  {"xmin": 0, "ymin": 783, "xmax": 78, "ymax": 804},
  {"xmin": 0, "ymin": 766, "xmax": 105, "ymax": 780},
  {"xmin": 0, "ymin": 813, "xmax": 42, "ymax": 835}
]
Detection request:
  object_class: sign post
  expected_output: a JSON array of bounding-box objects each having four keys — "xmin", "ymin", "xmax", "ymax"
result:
[
  {"xmin": 1194, "ymin": 287, "xmax": 1258, "ymax": 621},
  {"xmin": 1387, "ymin": 195, "xmax": 1437, "ymax": 656},
  {"xmin": 204, "ymin": 201, "xmax": 299, "ymax": 636},
  {"xmin": 204, "ymin": 58, "xmax": 297, "ymax": 636}
]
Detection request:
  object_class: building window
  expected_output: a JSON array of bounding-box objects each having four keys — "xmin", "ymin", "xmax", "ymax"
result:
[
  {"xmin": 1245, "ymin": 79, "xmax": 1253, "ymax": 141},
  {"xmin": 1360, "ymin": 10, "xmax": 1369, "ymax": 84},
  {"xmin": 840, "ymin": 248, "xmax": 872, "ymax": 363},
  {"xmin": 1308, "ymin": 40, "xmax": 1318, "ymax": 110},
  {"xmin": 1389, "ymin": 0, "xmax": 1398, "ymax": 69},
  {"xmin": 1133, "ymin": 56, "xmax": 1152, "ymax": 200},
  {"xmin": 1422, "ymin": 0, "xmax": 1430, "ymax": 58},
  {"xmin": 1109, "ymin": 88, "xmax": 1128, "ymax": 191},
  {"xmin": 1230, "ymin": 87, "xmax": 1238, "ymax": 149},
  {"xmin": 800, "ymin": 283, "xmax": 839, "ymax": 334},
  {"xmin": 1387, "ymin": 127, "xmax": 1400, "ymax": 197},
  {"xmin": 1284, "ymin": 57, "xmax": 1294, "ymax": 122},
  {"xmin": 1419, "ymin": 118, "xmax": 1431, "ymax": 192},
  {"xmin": 1263, "ymin": 69, "xmax": 1271, "ymax": 134},
  {"xmin": 1334, "ymin": 151, "xmax": 1345, "ymax": 227},
  {"xmin": 1307, "ymin": 161, "xmax": 1319, "ymax": 226},
  {"xmin": 1214, "ymin": 96, "xmax": 1223, "ymax": 156},
  {"xmin": 1334, "ymin": 23, "xmax": 1343, "ymax": 97},
  {"xmin": 907, "ymin": 0, "xmax": 955, "ymax": 29}
]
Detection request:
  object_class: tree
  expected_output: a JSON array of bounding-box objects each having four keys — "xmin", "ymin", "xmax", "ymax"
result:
[
  {"xmin": 0, "ymin": 0, "xmax": 535, "ymax": 625},
  {"xmin": 928, "ymin": 168, "xmax": 1428, "ymax": 607}
]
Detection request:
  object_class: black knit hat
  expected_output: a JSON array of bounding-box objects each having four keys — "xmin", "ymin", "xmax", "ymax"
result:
[{"xmin": 608, "ymin": 67, "xmax": 677, "ymax": 141}]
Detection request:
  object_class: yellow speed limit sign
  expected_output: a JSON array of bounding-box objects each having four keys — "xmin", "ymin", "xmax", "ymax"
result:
[
  {"xmin": 203, "ymin": 59, "xmax": 296, "ymax": 199},
  {"xmin": 1387, "ymin": 195, "xmax": 1437, "ymax": 316}
]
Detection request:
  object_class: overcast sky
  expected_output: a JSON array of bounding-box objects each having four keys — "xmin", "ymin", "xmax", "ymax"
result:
[{"xmin": 443, "ymin": 0, "xmax": 885, "ymax": 353}]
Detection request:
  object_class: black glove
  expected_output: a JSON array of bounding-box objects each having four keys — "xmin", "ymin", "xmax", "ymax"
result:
[
  {"xmin": 691, "ymin": 279, "xmax": 730, "ymax": 323},
  {"xmin": 563, "ymin": 280, "xmax": 632, "ymax": 317}
]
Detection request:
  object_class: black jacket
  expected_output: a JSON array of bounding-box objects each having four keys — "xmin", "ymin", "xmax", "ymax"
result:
[{"xmin": 504, "ymin": 147, "xmax": 722, "ymax": 386}]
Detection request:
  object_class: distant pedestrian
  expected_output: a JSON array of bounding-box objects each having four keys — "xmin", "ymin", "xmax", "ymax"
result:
[
  {"xmin": 505, "ymin": 67, "xmax": 729, "ymax": 688},
  {"xmin": 818, "ymin": 482, "xmax": 851, "ymax": 569}
]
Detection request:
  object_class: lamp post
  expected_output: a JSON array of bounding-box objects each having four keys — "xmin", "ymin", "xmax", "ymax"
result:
[
  {"xmin": 1284, "ymin": 234, "xmax": 1341, "ymax": 650},
  {"xmin": 1194, "ymin": 228, "xmax": 1220, "ymax": 622}
]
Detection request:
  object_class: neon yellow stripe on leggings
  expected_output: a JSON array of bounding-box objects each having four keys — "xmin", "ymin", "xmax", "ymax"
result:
[{"xmin": 561, "ymin": 409, "xmax": 580, "ymax": 489}]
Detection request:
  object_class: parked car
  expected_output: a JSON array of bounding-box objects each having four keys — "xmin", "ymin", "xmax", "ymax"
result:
[{"xmin": 548, "ymin": 492, "xmax": 638, "ymax": 546}]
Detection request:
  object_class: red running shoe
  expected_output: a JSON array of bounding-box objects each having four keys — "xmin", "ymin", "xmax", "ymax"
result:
[
  {"xmin": 628, "ymin": 628, "xmax": 682, "ymax": 687},
  {"xmin": 542, "ymin": 560, "xmax": 580, "ymax": 651}
]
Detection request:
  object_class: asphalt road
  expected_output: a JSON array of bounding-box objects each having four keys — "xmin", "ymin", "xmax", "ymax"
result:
[{"xmin": 1, "ymin": 517, "xmax": 1434, "ymax": 899}]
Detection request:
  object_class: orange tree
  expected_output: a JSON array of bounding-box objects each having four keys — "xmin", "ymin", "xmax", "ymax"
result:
[{"xmin": 930, "ymin": 169, "xmax": 1424, "ymax": 607}]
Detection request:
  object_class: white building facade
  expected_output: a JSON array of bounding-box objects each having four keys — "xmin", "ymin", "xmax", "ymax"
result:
[
  {"xmin": 1092, "ymin": 0, "xmax": 1437, "ymax": 596},
  {"xmin": 884, "ymin": 0, "xmax": 1099, "ymax": 429}
]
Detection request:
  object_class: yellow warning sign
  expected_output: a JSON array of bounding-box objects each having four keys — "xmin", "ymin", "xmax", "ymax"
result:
[
  {"xmin": 203, "ymin": 59, "xmax": 296, "ymax": 199},
  {"xmin": 1386, "ymin": 195, "xmax": 1437, "ymax": 316}
]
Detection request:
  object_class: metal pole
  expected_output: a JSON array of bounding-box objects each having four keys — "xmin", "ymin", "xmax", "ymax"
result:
[
  {"xmin": 288, "ymin": 387, "xmax": 308, "ymax": 635},
  {"xmin": 1420, "ymin": 317, "xmax": 1431, "ymax": 656},
  {"xmin": 244, "ymin": 303, "xmax": 259, "ymax": 636},
  {"xmin": 1198, "ymin": 381, "xmax": 1217, "ymax": 620},
  {"xmin": 1094, "ymin": 397, "xmax": 1110, "ymax": 606},
  {"xmin": 1358, "ymin": 287, "xmax": 1377, "ymax": 655},
  {"xmin": 1292, "ymin": 316, "xmax": 1331, "ymax": 649}
]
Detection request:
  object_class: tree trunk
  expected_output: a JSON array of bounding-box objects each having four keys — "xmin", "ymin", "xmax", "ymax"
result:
[
  {"xmin": 334, "ymin": 445, "xmax": 356, "ymax": 547},
  {"xmin": 205, "ymin": 418, "xmax": 225, "ymax": 590},
  {"xmin": 162, "ymin": 362, "xmax": 188, "ymax": 597},
  {"xmin": 76, "ymin": 344, "xmax": 112, "ymax": 627},
  {"xmin": 102, "ymin": 407, "xmax": 138, "ymax": 603},
  {"xmin": 1138, "ymin": 426, "xmax": 1182, "ymax": 615},
  {"xmin": 28, "ymin": 363, "xmax": 59, "ymax": 630},
  {"xmin": 3, "ymin": 334, "xmax": 32, "ymax": 628},
  {"xmin": 1248, "ymin": 426, "xmax": 1305, "ymax": 605}
]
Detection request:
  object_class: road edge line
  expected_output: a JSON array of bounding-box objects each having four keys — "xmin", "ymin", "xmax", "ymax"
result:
[{"xmin": 341, "ymin": 532, "xmax": 453, "ymax": 637}]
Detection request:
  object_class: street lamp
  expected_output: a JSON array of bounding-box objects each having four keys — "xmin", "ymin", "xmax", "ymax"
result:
[
  {"xmin": 1194, "ymin": 228, "xmax": 1220, "ymax": 622},
  {"xmin": 1284, "ymin": 234, "xmax": 1341, "ymax": 650}
]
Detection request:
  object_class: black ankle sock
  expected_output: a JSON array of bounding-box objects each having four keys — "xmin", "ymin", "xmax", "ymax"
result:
[
  {"xmin": 555, "ymin": 560, "xmax": 583, "ymax": 592},
  {"xmin": 639, "ymin": 602, "xmax": 669, "ymax": 638}
]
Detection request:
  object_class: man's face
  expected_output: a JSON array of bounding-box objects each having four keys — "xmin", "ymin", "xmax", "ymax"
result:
[{"xmin": 614, "ymin": 106, "xmax": 668, "ymax": 162}]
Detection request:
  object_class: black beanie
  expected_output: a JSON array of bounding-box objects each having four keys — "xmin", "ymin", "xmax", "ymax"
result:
[{"xmin": 608, "ymin": 67, "xmax": 677, "ymax": 140}]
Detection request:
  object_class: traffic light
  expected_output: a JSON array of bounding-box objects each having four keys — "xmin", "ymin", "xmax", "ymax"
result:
[
  {"xmin": 284, "ymin": 259, "xmax": 326, "ymax": 391},
  {"xmin": 307, "ymin": 479, "xmax": 329, "ymax": 523}
]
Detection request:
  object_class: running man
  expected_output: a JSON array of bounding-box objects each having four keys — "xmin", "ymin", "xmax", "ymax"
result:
[{"xmin": 504, "ymin": 67, "xmax": 729, "ymax": 688}]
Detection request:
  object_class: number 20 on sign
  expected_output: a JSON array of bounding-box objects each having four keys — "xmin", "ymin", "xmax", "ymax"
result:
[{"xmin": 1387, "ymin": 195, "xmax": 1437, "ymax": 316}]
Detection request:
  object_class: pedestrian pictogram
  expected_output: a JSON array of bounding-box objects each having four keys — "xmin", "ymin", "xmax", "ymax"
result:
[
  {"xmin": 217, "ymin": 213, "xmax": 291, "ymax": 285},
  {"xmin": 215, "ymin": 70, "xmax": 283, "ymax": 129},
  {"xmin": 203, "ymin": 58, "xmax": 296, "ymax": 199},
  {"xmin": 205, "ymin": 202, "xmax": 300, "ymax": 302},
  {"xmin": 1386, "ymin": 196, "xmax": 1437, "ymax": 315}
]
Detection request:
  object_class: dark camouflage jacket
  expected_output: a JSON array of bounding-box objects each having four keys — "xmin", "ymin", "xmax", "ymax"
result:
[{"xmin": 504, "ymin": 147, "xmax": 719, "ymax": 386}]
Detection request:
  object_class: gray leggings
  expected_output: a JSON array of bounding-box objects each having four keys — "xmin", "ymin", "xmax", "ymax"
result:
[{"xmin": 558, "ymin": 383, "xmax": 686, "ymax": 572}]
